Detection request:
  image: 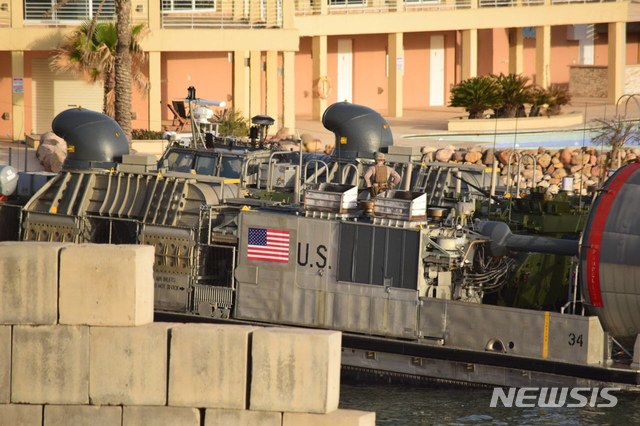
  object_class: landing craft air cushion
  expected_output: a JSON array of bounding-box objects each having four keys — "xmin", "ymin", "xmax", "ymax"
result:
[{"xmin": 1, "ymin": 104, "xmax": 640, "ymax": 390}]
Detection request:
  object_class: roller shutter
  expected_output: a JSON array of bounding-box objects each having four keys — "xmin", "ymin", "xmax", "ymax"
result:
[{"xmin": 32, "ymin": 58, "xmax": 103, "ymax": 134}]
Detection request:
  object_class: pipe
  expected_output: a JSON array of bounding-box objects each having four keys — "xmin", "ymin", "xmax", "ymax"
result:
[
  {"xmin": 489, "ymin": 160, "xmax": 498, "ymax": 204},
  {"xmin": 479, "ymin": 220, "xmax": 579, "ymax": 258}
]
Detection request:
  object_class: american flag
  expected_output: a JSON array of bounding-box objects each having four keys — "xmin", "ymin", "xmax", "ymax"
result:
[{"xmin": 247, "ymin": 227, "xmax": 290, "ymax": 263}]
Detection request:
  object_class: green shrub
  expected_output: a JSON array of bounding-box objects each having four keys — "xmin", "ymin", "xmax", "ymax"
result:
[
  {"xmin": 131, "ymin": 129, "xmax": 164, "ymax": 140},
  {"xmin": 546, "ymin": 85, "xmax": 572, "ymax": 116},
  {"xmin": 529, "ymin": 86, "xmax": 551, "ymax": 117},
  {"xmin": 491, "ymin": 73, "xmax": 533, "ymax": 118},
  {"xmin": 213, "ymin": 108, "xmax": 249, "ymax": 137},
  {"xmin": 449, "ymin": 76, "xmax": 502, "ymax": 119}
]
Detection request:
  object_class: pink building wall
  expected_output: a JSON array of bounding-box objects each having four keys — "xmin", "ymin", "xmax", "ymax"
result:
[
  {"xmin": 351, "ymin": 34, "xmax": 388, "ymax": 111},
  {"xmin": 294, "ymin": 37, "xmax": 313, "ymax": 117},
  {"xmin": 131, "ymin": 59, "xmax": 149, "ymax": 130},
  {"xmin": 161, "ymin": 52, "xmax": 232, "ymax": 122},
  {"xmin": 0, "ymin": 52, "xmax": 12, "ymax": 140},
  {"xmin": 403, "ymin": 31, "xmax": 456, "ymax": 109}
]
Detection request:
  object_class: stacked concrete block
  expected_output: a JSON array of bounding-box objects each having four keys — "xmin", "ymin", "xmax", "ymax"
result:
[
  {"xmin": 205, "ymin": 408, "xmax": 282, "ymax": 426},
  {"xmin": 90, "ymin": 323, "xmax": 174, "ymax": 405},
  {"xmin": 123, "ymin": 406, "xmax": 201, "ymax": 426},
  {"xmin": 283, "ymin": 410, "xmax": 377, "ymax": 426},
  {"xmin": 12, "ymin": 325, "xmax": 90, "ymax": 404},
  {"xmin": 59, "ymin": 244, "xmax": 155, "ymax": 326},
  {"xmin": 0, "ymin": 242, "xmax": 67, "ymax": 324},
  {"xmin": 0, "ymin": 326, "xmax": 10, "ymax": 403},
  {"xmin": 250, "ymin": 327, "xmax": 342, "ymax": 413},
  {"xmin": 0, "ymin": 404, "xmax": 43, "ymax": 426},
  {"xmin": 0, "ymin": 241, "xmax": 376, "ymax": 426},
  {"xmin": 44, "ymin": 405, "xmax": 122, "ymax": 426},
  {"xmin": 168, "ymin": 324, "xmax": 259, "ymax": 409}
]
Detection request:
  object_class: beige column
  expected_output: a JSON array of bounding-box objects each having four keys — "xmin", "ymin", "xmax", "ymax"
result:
[
  {"xmin": 508, "ymin": 28, "xmax": 524, "ymax": 75},
  {"xmin": 266, "ymin": 0, "xmax": 277, "ymax": 27},
  {"xmin": 282, "ymin": 0, "xmax": 295, "ymax": 28},
  {"xmin": 265, "ymin": 51, "xmax": 278, "ymax": 132},
  {"xmin": 319, "ymin": 0, "xmax": 328, "ymax": 14},
  {"xmin": 311, "ymin": 35, "xmax": 327, "ymax": 121},
  {"xmin": 283, "ymin": 51, "xmax": 295, "ymax": 130},
  {"xmin": 249, "ymin": 50, "xmax": 262, "ymax": 118},
  {"xmin": 10, "ymin": 0, "xmax": 23, "ymax": 28},
  {"xmin": 233, "ymin": 0, "xmax": 244, "ymax": 21},
  {"xmin": 388, "ymin": 33, "xmax": 404, "ymax": 118},
  {"xmin": 462, "ymin": 29, "xmax": 478, "ymax": 80},
  {"xmin": 396, "ymin": 0, "xmax": 404, "ymax": 12},
  {"xmin": 148, "ymin": 52, "xmax": 162, "ymax": 131},
  {"xmin": 11, "ymin": 51, "xmax": 24, "ymax": 141},
  {"xmin": 250, "ymin": 0, "xmax": 261, "ymax": 24},
  {"xmin": 608, "ymin": 22, "xmax": 626, "ymax": 104},
  {"xmin": 233, "ymin": 51, "xmax": 248, "ymax": 116},
  {"xmin": 535, "ymin": 25, "xmax": 551, "ymax": 88},
  {"xmin": 148, "ymin": 0, "xmax": 161, "ymax": 29}
]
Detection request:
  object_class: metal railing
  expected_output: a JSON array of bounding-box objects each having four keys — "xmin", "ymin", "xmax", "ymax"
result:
[
  {"xmin": 24, "ymin": 0, "xmax": 115, "ymax": 26},
  {"xmin": 161, "ymin": 0, "xmax": 283, "ymax": 28},
  {"xmin": 551, "ymin": 0, "xmax": 616, "ymax": 3},
  {"xmin": 0, "ymin": 2, "xmax": 10, "ymax": 27},
  {"xmin": 295, "ymin": 0, "xmax": 624, "ymax": 15},
  {"xmin": 479, "ymin": 0, "xmax": 543, "ymax": 6},
  {"xmin": 404, "ymin": 0, "xmax": 471, "ymax": 11}
]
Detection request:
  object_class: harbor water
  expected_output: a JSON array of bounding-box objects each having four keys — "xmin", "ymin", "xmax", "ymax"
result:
[{"xmin": 340, "ymin": 382, "xmax": 640, "ymax": 425}]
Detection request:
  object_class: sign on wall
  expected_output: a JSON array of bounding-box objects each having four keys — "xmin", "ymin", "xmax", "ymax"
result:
[{"xmin": 12, "ymin": 78, "xmax": 24, "ymax": 94}]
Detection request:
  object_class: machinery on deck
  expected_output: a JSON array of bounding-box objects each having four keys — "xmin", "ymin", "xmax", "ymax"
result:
[{"xmin": 2, "ymin": 105, "xmax": 640, "ymax": 389}]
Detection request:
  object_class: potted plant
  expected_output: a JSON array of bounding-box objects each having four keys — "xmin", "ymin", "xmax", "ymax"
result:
[
  {"xmin": 449, "ymin": 76, "xmax": 502, "ymax": 119},
  {"xmin": 492, "ymin": 73, "xmax": 533, "ymax": 118}
]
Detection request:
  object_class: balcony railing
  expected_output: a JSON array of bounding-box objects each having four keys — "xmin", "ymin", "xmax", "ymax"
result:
[
  {"xmin": 479, "ymin": 0, "xmax": 543, "ymax": 6},
  {"xmin": 161, "ymin": 0, "xmax": 283, "ymax": 28},
  {"xmin": 0, "ymin": 6, "xmax": 9, "ymax": 27},
  {"xmin": 24, "ymin": 0, "xmax": 115, "ymax": 26},
  {"xmin": 295, "ymin": 0, "xmax": 621, "ymax": 15}
]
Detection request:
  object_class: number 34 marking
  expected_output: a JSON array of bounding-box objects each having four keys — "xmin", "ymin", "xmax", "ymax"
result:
[{"xmin": 568, "ymin": 333, "xmax": 583, "ymax": 347}]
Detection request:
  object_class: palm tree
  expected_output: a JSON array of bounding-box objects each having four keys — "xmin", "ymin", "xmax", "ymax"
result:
[
  {"xmin": 51, "ymin": 21, "xmax": 148, "ymax": 122},
  {"xmin": 449, "ymin": 76, "xmax": 502, "ymax": 119},
  {"xmin": 115, "ymin": 0, "xmax": 134, "ymax": 142},
  {"xmin": 546, "ymin": 84, "xmax": 572, "ymax": 116},
  {"xmin": 592, "ymin": 116, "xmax": 640, "ymax": 179},
  {"xmin": 491, "ymin": 73, "xmax": 533, "ymax": 118},
  {"xmin": 529, "ymin": 85, "xmax": 550, "ymax": 117}
]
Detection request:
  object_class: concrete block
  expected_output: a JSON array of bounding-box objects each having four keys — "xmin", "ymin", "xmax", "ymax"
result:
[
  {"xmin": 123, "ymin": 406, "xmax": 200, "ymax": 426},
  {"xmin": 12, "ymin": 325, "xmax": 89, "ymax": 404},
  {"xmin": 283, "ymin": 410, "xmax": 376, "ymax": 426},
  {"xmin": 59, "ymin": 244, "xmax": 155, "ymax": 326},
  {"xmin": 90, "ymin": 323, "xmax": 173, "ymax": 405},
  {"xmin": 205, "ymin": 409, "xmax": 282, "ymax": 426},
  {"xmin": 0, "ymin": 404, "xmax": 43, "ymax": 426},
  {"xmin": 0, "ymin": 327, "xmax": 10, "ymax": 403},
  {"xmin": 44, "ymin": 405, "xmax": 122, "ymax": 426},
  {"xmin": 0, "ymin": 242, "xmax": 67, "ymax": 324},
  {"xmin": 168, "ymin": 324, "xmax": 258, "ymax": 409},
  {"xmin": 250, "ymin": 328, "xmax": 341, "ymax": 414}
]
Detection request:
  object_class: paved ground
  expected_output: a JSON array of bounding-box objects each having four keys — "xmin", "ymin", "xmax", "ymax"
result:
[{"xmin": 1, "ymin": 96, "xmax": 636, "ymax": 172}]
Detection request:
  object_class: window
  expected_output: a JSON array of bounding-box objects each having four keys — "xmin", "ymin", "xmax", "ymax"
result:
[
  {"xmin": 195, "ymin": 155, "xmax": 217, "ymax": 176},
  {"xmin": 328, "ymin": 0, "xmax": 365, "ymax": 6},
  {"xmin": 24, "ymin": 0, "xmax": 115, "ymax": 21},
  {"xmin": 162, "ymin": 0, "xmax": 216, "ymax": 12},
  {"xmin": 166, "ymin": 151, "xmax": 196, "ymax": 173}
]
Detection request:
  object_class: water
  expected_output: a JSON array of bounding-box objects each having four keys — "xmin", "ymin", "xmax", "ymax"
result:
[
  {"xmin": 339, "ymin": 382, "xmax": 640, "ymax": 425},
  {"xmin": 406, "ymin": 129, "xmax": 601, "ymax": 150}
]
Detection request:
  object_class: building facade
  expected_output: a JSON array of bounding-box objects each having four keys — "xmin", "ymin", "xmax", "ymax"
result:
[{"xmin": 0, "ymin": 0, "xmax": 638, "ymax": 140}]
